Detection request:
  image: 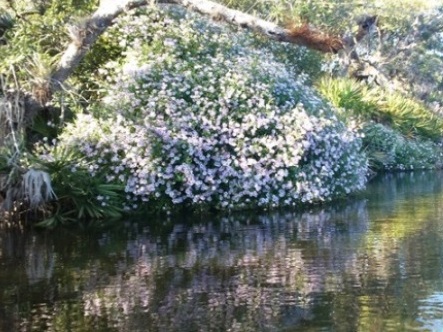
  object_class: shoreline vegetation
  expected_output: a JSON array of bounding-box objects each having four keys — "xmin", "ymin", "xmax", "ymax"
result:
[{"xmin": 1, "ymin": 1, "xmax": 443, "ymax": 227}]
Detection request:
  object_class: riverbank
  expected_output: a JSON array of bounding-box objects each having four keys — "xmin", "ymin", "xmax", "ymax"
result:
[{"xmin": 1, "ymin": 4, "xmax": 443, "ymax": 227}]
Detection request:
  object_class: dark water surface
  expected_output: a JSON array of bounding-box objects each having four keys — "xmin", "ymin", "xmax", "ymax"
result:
[{"xmin": 2, "ymin": 172, "xmax": 443, "ymax": 331}]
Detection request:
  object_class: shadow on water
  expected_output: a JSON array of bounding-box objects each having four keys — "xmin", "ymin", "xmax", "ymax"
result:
[{"xmin": 0, "ymin": 171, "xmax": 443, "ymax": 331}]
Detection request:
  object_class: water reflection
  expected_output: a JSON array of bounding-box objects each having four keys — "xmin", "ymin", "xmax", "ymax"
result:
[
  {"xmin": 1, "ymin": 172, "xmax": 443, "ymax": 331},
  {"xmin": 418, "ymin": 292, "xmax": 443, "ymax": 331}
]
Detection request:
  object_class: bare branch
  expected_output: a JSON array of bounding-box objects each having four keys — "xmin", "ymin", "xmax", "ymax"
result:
[
  {"xmin": 49, "ymin": 0, "xmax": 346, "ymax": 94},
  {"xmin": 172, "ymin": 0, "xmax": 292, "ymax": 42},
  {"xmin": 50, "ymin": 0, "xmax": 296, "ymax": 91},
  {"xmin": 25, "ymin": 0, "xmax": 369, "ymax": 116},
  {"xmin": 52, "ymin": 0, "xmax": 149, "ymax": 89}
]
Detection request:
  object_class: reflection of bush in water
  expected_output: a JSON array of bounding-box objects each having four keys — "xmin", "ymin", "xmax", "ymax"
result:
[
  {"xmin": 77, "ymin": 201, "xmax": 370, "ymax": 331},
  {"xmin": 367, "ymin": 171, "xmax": 443, "ymax": 218},
  {"xmin": 369, "ymin": 171, "xmax": 443, "ymax": 201},
  {"xmin": 9, "ymin": 188, "xmax": 441, "ymax": 331}
]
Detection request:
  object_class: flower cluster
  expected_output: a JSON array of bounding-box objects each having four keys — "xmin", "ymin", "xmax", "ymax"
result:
[{"xmin": 58, "ymin": 6, "xmax": 367, "ymax": 211}]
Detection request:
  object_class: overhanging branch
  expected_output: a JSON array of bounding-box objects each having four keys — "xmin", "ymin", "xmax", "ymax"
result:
[
  {"xmin": 50, "ymin": 0, "xmax": 348, "ymax": 94},
  {"xmin": 26, "ymin": 0, "xmax": 370, "ymax": 115}
]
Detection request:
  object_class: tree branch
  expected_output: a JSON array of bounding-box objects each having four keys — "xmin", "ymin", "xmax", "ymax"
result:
[
  {"xmin": 25, "ymin": 0, "xmax": 367, "ymax": 115},
  {"xmin": 50, "ymin": 0, "xmax": 298, "ymax": 94},
  {"xmin": 173, "ymin": 0, "xmax": 294, "ymax": 42},
  {"xmin": 52, "ymin": 0, "xmax": 151, "ymax": 89},
  {"xmin": 51, "ymin": 0, "xmax": 360, "ymax": 92}
]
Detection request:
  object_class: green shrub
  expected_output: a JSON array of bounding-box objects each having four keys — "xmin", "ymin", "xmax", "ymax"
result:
[
  {"xmin": 318, "ymin": 77, "xmax": 443, "ymax": 140},
  {"xmin": 29, "ymin": 144, "xmax": 125, "ymax": 227},
  {"xmin": 362, "ymin": 122, "xmax": 443, "ymax": 171}
]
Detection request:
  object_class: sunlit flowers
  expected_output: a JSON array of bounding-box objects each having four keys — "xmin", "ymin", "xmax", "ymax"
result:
[{"xmin": 57, "ymin": 6, "xmax": 368, "ymax": 211}]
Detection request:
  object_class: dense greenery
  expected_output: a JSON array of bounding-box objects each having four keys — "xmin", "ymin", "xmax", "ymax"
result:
[
  {"xmin": 1, "ymin": 0, "xmax": 443, "ymax": 226},
  {"xmin": 317, "ymin": 77, "xmax": 443, "ymax": 171},
  {"xmin": 220, "ymin": 0, "xmax": 440, "ymax": 32},
  {"xmin": 318, "ymin": 77, "xmax": 443, "ymax": 140}
]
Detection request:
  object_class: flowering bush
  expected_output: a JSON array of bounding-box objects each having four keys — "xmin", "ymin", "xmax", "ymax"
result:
[{"xmin": 57, "ymin": 7, "xmax": 367, "ymax": 211}]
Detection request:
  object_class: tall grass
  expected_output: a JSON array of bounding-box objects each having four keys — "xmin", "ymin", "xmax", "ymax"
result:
[
  {"xmin": 317, "ymin": 76, "xmax": 443, "ymax": 171},
  {"xmin": 317, "ymin": 77, "xmax": 443, "ymax": 140}
]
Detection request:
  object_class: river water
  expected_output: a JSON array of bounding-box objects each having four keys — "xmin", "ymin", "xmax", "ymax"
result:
[{"xmin": 1, "ymin": 172, "xmax": 443, "ymax": 331}]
